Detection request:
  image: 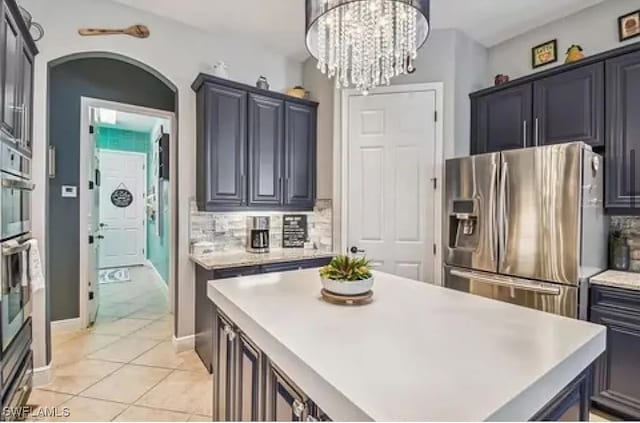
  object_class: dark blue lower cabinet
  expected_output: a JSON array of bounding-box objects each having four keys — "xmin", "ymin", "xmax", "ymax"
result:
[
  {"xmin": 532, "ymin": 369, "xmax": 590, "ymax": 421},
  {"xmin": 589, "ymin": 286, "xmax": 640, "ymax": 420}
]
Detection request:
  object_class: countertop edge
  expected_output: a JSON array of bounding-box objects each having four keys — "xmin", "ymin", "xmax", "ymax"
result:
[
  {"xmin": 590, "ymin": 270, "xmax": 640, "ymax": 292},
  {"xmin": 487, "ymin": 326, "xmax": 606, "ymax": 421},
  {"xmin": 190, "ymin": 251, "xmax": 335, "ymax": 270},
  {"xmin": 207, "ymin": 281, "xmax": 373, "ymax": 422}
]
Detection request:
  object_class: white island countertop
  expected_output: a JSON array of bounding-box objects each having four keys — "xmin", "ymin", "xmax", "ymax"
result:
[{"xmin": 208, "ymin": 269, "xmax": 606, "ymax": 421}]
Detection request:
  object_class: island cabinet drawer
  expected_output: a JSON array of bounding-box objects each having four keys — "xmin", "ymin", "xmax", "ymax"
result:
[
  {"xmin": 261, "ymin": 257, "xmax": 332, "ymax": 274},
  {"xmin": 214, "ymin": 265, "xmax": 261, "ymax": 279},
  {"xmin": 531, "ymin": 369, "xmax": 590, "ymax": 421},
  {"xmin": 590, "ymin": 307, "xmax": 640, "ymax": 420},
  {"xmin": 590, "ymin": 285, "xmax": 640, "ymax": 315}
]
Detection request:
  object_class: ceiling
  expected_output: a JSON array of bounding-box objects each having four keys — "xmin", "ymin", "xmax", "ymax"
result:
[
  {"xmin": 111, "ymin": 0, "xmax": 604, "ymax": 60},
  {"xmin": 96, "ymin": 108, "xmax": 167, "ymax": 133}
]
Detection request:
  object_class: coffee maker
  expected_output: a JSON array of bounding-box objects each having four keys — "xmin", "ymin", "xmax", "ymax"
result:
[{"xmin": 246, "ymin": 216, "xmax": 270, "ymax": 253}]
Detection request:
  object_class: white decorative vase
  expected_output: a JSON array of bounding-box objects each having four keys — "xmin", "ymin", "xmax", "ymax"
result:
[
  {"xmin": 212, "ymin": 61, "xmax": 229, "ymax": 78},
  {"xmin": 321, "ymin": 277, "xmax": 374, "ymax": 296}
]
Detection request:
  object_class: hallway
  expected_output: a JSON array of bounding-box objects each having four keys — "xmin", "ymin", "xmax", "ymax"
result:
[{"xmin": 28, "ymin": 266, "xmax": 211, "ymax": 421}]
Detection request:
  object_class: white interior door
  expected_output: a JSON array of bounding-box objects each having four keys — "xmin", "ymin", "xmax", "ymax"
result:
[
  {"xmin": 347, "ymin": 90, "xmax": 437, "ymax": 282},
  {"xmin": 87, "ymin": 113, "xmax": 100, "ymax": 324},
  {"xmin": 99, "ymin": 150, "xmax": 147, "ymax": 268}
]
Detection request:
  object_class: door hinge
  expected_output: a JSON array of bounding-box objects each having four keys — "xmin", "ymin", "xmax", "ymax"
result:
[
  {"xmin": 433, "ymin": 243, "xmax": 437, "ymax": 255},
  {"xmin": 88, "ymin": 235, "xmax": 94, "ymax": 244},
  {"xmin": 89, "ymin": 291, "xmax": 94, "ymax": 300},
  {"xmin": 89, "ymin": 181, "xmax": 94, "ymax": 190},
  {"xmin": 89, "ymin": 125, "xmax": 94, "ymax": 134},
  {"xmin": 434, "ymin": 111, "xmax": 438, "ymax": 122},
  {"xmin": 431, "ymin": 177, "xmax": 437, "ymax": 189}
]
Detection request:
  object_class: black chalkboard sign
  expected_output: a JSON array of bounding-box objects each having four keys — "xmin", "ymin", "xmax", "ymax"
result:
[{"xmin": 282, "ymin": 215, "xmax": 308, "ymax": 248}]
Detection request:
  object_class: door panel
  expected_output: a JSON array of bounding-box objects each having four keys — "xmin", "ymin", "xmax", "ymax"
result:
[
  {"xmin": 19, "ymin": 43, "xmax": 34, "ymax": 152},
  {"xmin": 87, "ymin": 115, "xmax": 100, "ymax": 325},
  {"xmin": 348, "ymin": 90, "xmax": 436, "ymax": 282},
  {"xmin": 444, "ymin": 266, "xmax": 578, "ymax": 317},
  {"xmin": 472, "ymin": 84, "xmax": 533, "ymax": 154},
  {"xmin": 236, "ymin": 333, "xmax": 263, "ymax": 421},
  {"xmin": 444, "ymin": 153, "xmax": 499, "ymax": 273},
  {"xmin": 534, "ymin": 63, "xmax": 604, "ymax": 147},
  {"xmin": 1, "ymin": 5, "xmax": 20, "ymax": 138},
  {"xmin": 499, "ymin": 143, "xmax": 582, "ymax": 285},
  {"xmin": 199, "ymin": 83, "xmax": 247, "ymax": 209},
  {"xmin": 605, "ymin": 50, "xmax": 640, "ymax": 211},
  {"xmin": 284, "ymin": 102, "xmax": 316, "ymax": 208},
  {"xmin": 216, "ymin": 312, "xmax": 236, "ymax": 422},
  {"xmin": 265, "ymin": 362, "xmax": 307, "ymax": 421},
  {"xmin": 248, "ymin": 94, "xmax": 284, "ymax": 207},
  {"xmin": 99, "ymin": 151, "xmax": 146, "ymax": 268}
]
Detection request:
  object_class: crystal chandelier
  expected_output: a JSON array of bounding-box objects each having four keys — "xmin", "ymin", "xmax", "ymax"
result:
[{"xmin": 305, "ymin": 0, "xmax": 430, "ymax": 94}]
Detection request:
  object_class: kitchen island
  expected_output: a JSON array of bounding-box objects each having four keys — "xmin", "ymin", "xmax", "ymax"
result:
[{"xmin": 207, "ymin": 269, "xmax": 606, "ymax": 421}]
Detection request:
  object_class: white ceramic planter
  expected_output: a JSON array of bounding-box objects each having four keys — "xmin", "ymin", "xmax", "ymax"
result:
[{"xmin": 321, "ymin": 276, "xmax": 374, "ymax": 296}]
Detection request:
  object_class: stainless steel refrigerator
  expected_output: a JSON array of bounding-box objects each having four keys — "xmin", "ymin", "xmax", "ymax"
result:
[{"xmin": 443, "ymin": 142, "xmax": 608, "ymax": 318}]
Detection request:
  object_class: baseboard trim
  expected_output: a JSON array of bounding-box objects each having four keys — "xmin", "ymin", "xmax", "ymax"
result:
[
  {"xmin": 51, "ymin": 317, "xmax": 82, "ymax": 332},
  {"xmin": 172, "ymin": 334, "xmax": 195, "ymax": 353},
  {"xmin": 146, "ymin": 261, "xmax": 169, "ymax": 298},
  {"xmin": 32, "ymin": 364, "xmax": 52, "ymax": 387}
]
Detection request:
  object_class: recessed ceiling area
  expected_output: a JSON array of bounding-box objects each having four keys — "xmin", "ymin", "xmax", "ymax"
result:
[{"xmin": 110, "ymin": 0, "xmax": 604, "ymax": 60}]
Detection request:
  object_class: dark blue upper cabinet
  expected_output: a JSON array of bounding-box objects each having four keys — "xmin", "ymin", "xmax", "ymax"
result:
[
  {"xmin": 605, "ymin": 50, "xmax": 640, "ymax": 211},
  {"xmin": 248, "ymin": 94, "xmax": 284, "ymax": 207},
  {"xmin": 1, "ymin": 2, "xmax": 21, "ymax": 140},
  {"xmin": 193, "ymin": 74, "xmax": 318, "ymax": 212},
  {"xmin": 471, "ymin": 84, "xmax": 533, "ymax": 154},
  {"xmin": 197, "ymin": 83, "xmax": 247, "ymax": 210},
  {"xmin": 534, "ymin": 63, "xmax": 604, "ymax": 147},
  {"xmin": 284, "ymin": 102, "xmax": 317, "ymax": 208}
]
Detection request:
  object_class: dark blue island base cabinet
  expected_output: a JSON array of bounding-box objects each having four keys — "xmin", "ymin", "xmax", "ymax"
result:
[
  {"xmin": 193, "ymin": 74, "xmax": 318, "ymax": 212},
  {"xmin": 194, "ymin": 257, "xmax": 332, "ymax": 375},
  {"xmin": 531, "ymin": 369, "xmax": 591, "ymax": 421},
  {"xmin": 590, "ymin": 285, "xmax": 640, "ymax": 420}
]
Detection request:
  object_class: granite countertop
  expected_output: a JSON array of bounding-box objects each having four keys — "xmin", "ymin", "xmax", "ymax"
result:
[
  {"xmin": 190, "ymin": 249, "xmax": 335, "ymax": 270},
  {"xmin": 208, "ymin": 269, "xmax": 606, "ymax": 421},
  {"xmin": 590, "ymin": 270, "xmax": 640, "ymax": 291}
]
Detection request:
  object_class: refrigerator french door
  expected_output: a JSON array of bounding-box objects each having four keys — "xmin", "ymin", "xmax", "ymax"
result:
[{"xmin": 444, "ymin": 142, "xmax": 607, "ymax": 317}]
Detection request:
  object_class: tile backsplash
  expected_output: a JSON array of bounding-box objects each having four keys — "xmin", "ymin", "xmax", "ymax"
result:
[
  {"xmin": 611, "ymin": 217, "xmax": 640, "ymax": 272},
  {"xmin": 190, "ymin": 199, "xmax": 333, "ymax": 253}
]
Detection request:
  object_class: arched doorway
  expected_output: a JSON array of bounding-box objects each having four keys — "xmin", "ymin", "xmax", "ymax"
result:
[{"xmin": 46, "ymin": 53, "xmax": 179, "ymax": 364}]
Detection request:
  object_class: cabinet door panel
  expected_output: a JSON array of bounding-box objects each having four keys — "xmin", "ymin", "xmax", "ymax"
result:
[
  {"xmin": 199, "ymin": 83, "xmax": 247, "ymax": 210},
  {"xmin": 19, "ymin": 42, "xmax": 34, "ymax": 152},
  {"xmin": 215, "ymin": 312, "xmax": 237, "ymax": 421},
  {"xmin": 534, "ymin": 63, "xmax": 604, "ymax": 147},
  {"xmin": 471, "ymin": 84, "xmax": 532, "ymax": 154},
  {"xmin": 1, "ymin": 5, "xmax": 20, "ymax": 138},
  {"xmin": 195, "ymin": 267, "xmax": 213, "ymax": 374},
  {"xmin": 284, "ymin": 102, "xmax": 316, "ymax": 209},
  {"xmin": 266, "ymin": 361, "xmax": 307, "ymax": 421},
  {"xmin": 605, "ymin": 50, "xmax": 640, "ymax": 211},
  {"xmin": 248, "ymin": 94, "xmax": 284, "ymax": 207},
  {"xmin": 591, "ymin": 307, "xmax": 640, "ymax": 419},
  {"xmin": 236, "ymin": 333, "xmax": 263, "ymax": 421}
]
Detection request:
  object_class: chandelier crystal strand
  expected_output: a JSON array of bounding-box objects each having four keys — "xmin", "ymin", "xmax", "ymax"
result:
[{"xmin": 307, "ymin": 0, "xmax": 430, "ymax": 94}]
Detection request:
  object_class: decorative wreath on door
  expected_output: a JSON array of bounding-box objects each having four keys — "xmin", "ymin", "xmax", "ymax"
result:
[{"xmin": 111, "ymin": 183, "xmax": 134, "ymax": 208}]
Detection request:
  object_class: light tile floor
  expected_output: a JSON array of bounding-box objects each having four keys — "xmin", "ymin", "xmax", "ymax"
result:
[{"xmin": 27, "ymin": 266, "xmax": 211, "ymax": 422}]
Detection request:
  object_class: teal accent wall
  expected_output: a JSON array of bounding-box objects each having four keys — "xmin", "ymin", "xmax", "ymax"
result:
[{"xmin": 96, "ymin": 126, "xmax": 170, "ymax": 284}]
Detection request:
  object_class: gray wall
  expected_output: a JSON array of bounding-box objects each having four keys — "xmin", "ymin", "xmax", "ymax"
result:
[
  {"xmin": 488, "ymin": 0, "xmax": 640, "ymax": 81},
  {"xmin": 48, "ymin": 57, "xmax": 176, "ymax": 322}
]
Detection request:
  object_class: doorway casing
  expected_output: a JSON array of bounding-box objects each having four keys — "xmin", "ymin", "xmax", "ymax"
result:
[
  {"xmin": 336, "ymin": 83, "xmax": 445, "ymax": 285},
  {"xmin": 79, "ymin": 97, "xmax": 177, "ymax": 329}
]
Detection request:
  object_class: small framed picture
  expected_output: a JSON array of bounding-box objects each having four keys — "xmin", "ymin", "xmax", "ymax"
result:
[
  {"xmin": 532, "ymin": 39, "xmax": 558, "ymax": 69},
  {"xmin": 619, "ymin": 10, "xmax": 640, "ymax": 42}
]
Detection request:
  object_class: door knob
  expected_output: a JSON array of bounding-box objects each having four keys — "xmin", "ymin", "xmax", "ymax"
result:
[
  {"xmin": 97, "ymin": 235, "xmax": 104, "ymax": 240},
  {"xmin": 99, "ymin": 223, "xmax": 107, "ymax": 228},
  {"xmin": 350, "ymin": 246, "xmax": 365, "ymax": 254}
]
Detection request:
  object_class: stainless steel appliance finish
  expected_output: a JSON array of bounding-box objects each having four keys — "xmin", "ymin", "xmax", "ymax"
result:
[
  {"xmin": 444, "ymin": 142, "xmax": 608, "ymax": 317},
  {"xmin": 0, "ymin": 235, "xmax": 32, "ymax": 352},
  {"xmin": 246, "ymin": 216, "xmax": 270, "ymax": 254},
  {"xmin": 0, "ymin": 146, "xmax": 33, "ymax": 241}
]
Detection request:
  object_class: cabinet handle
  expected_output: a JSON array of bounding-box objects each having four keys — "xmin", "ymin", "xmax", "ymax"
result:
[
  {"xmin": 48, "ymin": 146, "xmax": 56, "ymax": 179},
  {"xmin": 522, "ymin": 120, "xmax": 527, "ymax": 147},
  {"xmin": 306, "ymin": 416, "xmax": 318, "ymax": 422},
  {"xmin": 534, "ymin": 118, "xmax": 539, "ymax": 145},
  {"xmin": 223, "ymin": 324, "xmax": 237, "ymax": 341},
  {"xmin": 292, "ymin": 399, "xmax": 306, "ymax": 418}
]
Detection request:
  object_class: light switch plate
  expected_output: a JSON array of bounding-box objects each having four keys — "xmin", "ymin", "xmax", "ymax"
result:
[{"xmin": 61, "ymin": 185, "xmax": 78, "ymax": 198}]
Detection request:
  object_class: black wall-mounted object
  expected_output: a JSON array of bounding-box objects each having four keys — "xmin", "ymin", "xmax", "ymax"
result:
[
  {"xmin": 192, "ymin": 74, "xmax": 318, "ymax": 212},
  {"xmin": 590, "ymin": 284, "xmax": 640, "ymax": 420},
  {"xmin": 158, "ymin": 131, "xmax": 170, "ymax": 180},
  {"xmin": 470, "ymin": 41, "xmax": 640, "ymax": 214}
]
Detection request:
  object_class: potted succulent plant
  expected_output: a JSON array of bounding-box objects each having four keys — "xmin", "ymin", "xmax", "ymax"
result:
[{"xmin": 319, "ymin": 255, "xmax": 374, "ymax": 296}]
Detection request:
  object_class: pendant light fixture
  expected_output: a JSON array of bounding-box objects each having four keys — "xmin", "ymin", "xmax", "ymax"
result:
[{"xmin": 305, "ymin": 0, "xmax": 430, "ymax": 94}]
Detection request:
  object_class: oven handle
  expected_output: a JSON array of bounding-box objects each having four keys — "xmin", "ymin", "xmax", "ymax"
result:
[
  {"xmin": 449, "ymin": 269, "xmax": 561, "ymax": 296},
  {"xmin": 1, "ymin": 179, "xmax": 34, "ymax": 191},
  {"xmin": 2, "ymin": 243, "xmax": 30, "ymax": 256}
]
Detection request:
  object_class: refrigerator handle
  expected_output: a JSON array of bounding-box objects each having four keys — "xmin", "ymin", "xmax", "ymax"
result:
[
  {"xmin": 489, "ymin": 162, "xmax": 497, "ymax": 263},
  {"xmin": 499, "ymin": 161, "xmax": 509, "ymax": 268},
  {"xmin": 449, "ymin": 269, "xmax": 561, "ymax": 296}
]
